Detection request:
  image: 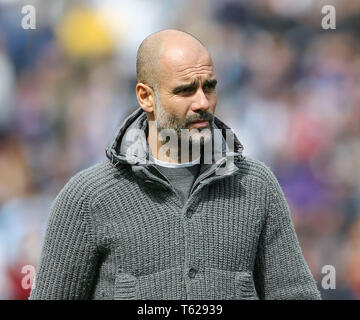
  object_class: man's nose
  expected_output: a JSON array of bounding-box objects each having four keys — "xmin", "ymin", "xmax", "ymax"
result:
[{"xmin": 191, "ymin": 89, "xmax": 210, "ymax": 112}]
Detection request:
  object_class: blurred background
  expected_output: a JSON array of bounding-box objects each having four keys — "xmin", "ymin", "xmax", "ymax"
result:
[{"xmin": 0, "ymin": 0, "xmax": 359, "ymax": 299}]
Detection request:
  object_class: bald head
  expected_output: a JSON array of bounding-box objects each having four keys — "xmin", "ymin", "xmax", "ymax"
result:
[{"xmin": 136, "ymin": 29, "xmax": 210, "ymax": 88}]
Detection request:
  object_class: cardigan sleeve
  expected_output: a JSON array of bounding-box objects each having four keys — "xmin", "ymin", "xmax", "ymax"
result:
[
  {"xmin": 29, "ymin": 176, "xmax": 99, "ymax": 300},
  {"xmin": 253, "ymin": 168, "xmax": 321, "ymax": 300}
]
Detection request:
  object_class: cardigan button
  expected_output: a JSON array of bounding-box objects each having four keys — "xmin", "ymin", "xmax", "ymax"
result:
[
  {"xmin": 185, "ymin": 208, "xmax": 193, "ymax": 218},
  {"xmin": 188, "ymin": 268, "xmax": 197, "ymax": 278}
]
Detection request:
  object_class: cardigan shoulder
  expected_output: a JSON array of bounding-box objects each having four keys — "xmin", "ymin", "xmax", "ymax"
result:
[
  {"xmin": 235, "ymin": 156, "xmax": 282, "ymax": 188},
  {"xmin": 58, "ymin": 160, "xmax": 132, "ymax": 204}
]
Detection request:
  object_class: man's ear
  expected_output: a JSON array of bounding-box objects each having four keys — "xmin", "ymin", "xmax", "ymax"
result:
[{"xmin": 136, "ymin": 83, "xmax": 155, "ymax": 113}]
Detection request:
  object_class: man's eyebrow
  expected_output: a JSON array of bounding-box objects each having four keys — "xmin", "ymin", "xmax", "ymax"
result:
[
  {"xmin": 171, "ymin": 80, "xmax": 198, "ymax": 94},
  {"xmin": 203, "ymin": 79, "xmax": 217, "ymax": 87},
  {"xmin": 171, "ymin": 79, "xmax": 217, "ymax": 95}
]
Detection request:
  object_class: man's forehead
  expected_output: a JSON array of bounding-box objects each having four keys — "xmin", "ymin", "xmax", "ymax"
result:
[{"xmin": 159, "ymin": 48, "xmax": 215, "ymax": 83}]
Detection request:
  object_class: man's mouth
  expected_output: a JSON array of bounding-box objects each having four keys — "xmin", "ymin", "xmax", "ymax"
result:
[{"xmin": 190, "ymin": 120, "xmax": 209, "ymax": 128}]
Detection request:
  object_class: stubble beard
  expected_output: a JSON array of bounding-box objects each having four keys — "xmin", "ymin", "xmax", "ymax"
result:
[{"xmin": 153, "ymin": 88, "xmax": 214, "ymax": 150}]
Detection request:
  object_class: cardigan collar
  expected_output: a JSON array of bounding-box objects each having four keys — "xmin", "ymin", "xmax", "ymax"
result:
[{"xmin": 105, "ymin": 107, "xmax": 244, "ymax": 185}]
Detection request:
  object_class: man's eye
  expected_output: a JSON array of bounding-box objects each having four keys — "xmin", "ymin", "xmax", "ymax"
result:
[
  {"xmin": 179, "ymin": 88, "xmax": 196, "ymax": 95},
  {"xmin": 203, "ymin": 85, "xmax": 216, "ymax": 93}
]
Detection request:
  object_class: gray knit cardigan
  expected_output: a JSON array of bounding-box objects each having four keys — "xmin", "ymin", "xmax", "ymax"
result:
[{"xmin": 29, "ymin": 108, "xmax": 321, "ymax": 300}]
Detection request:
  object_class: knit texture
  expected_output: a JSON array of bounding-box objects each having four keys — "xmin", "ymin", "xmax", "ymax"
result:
[{"xmin": 29, "ymin": 108, "xmax": 321, "ymax": 300}]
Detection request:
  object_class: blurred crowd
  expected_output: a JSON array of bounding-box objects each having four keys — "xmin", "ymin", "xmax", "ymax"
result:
[{"xmin": 0, "ymin": 0, "xmax": 359, "ymax": 299}]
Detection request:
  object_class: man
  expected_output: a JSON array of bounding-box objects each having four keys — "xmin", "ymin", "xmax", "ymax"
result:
[{"xmin": 29, "ymin": 29, "xmax": 321, "ymax": 300}]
